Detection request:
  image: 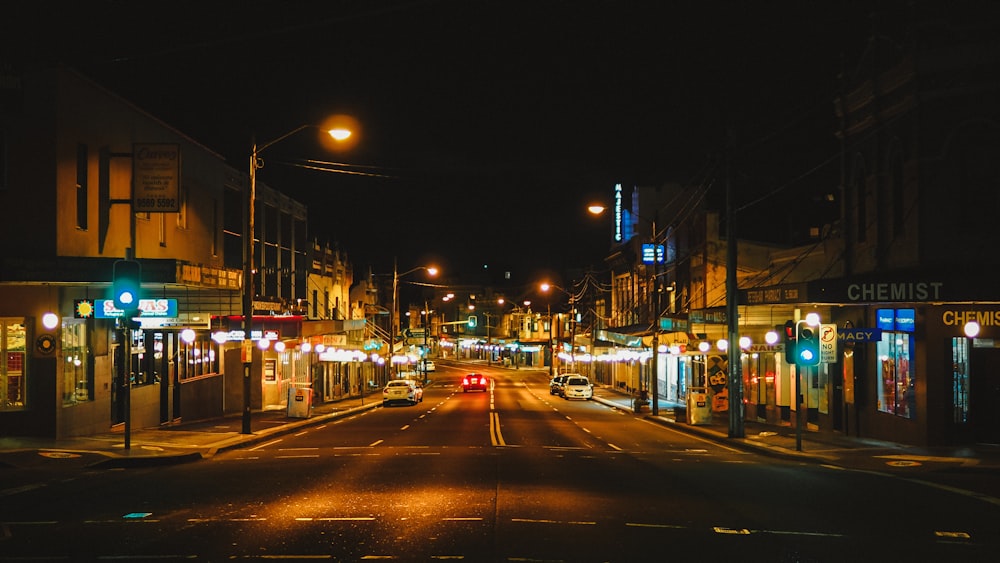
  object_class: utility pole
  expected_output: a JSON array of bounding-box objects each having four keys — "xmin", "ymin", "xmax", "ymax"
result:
[{"xmin": 726, "ymin": 142, "xmax": 745, "ymax": 438}]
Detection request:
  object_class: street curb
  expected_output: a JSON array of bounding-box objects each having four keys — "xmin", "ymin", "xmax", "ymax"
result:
[
  {"xmin": 591, "ymin": 395, "xmax": 835, "ymax": 465},
  {"xmin": 87, "ymin": 451, "xmax": 204, "ymax": 469},
  {"xmin": 208, "ymin": 400, "xmax": 383, "ymax": 457}
]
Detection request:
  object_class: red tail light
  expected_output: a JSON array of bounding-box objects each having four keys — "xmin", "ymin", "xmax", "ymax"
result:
[{"xmin": 462, "ymin": 377, "xmax": 469, "ymax": 385}]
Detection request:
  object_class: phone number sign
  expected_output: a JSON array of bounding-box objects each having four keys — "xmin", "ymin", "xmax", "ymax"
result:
[{"xmin": 133, "ymin": 143, "xmax": 180, "ymax": 212}]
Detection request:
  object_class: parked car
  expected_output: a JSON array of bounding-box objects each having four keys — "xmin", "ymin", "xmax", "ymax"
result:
[
  {"xmin": 561, "ymin": 375, "xmax": 593, "ymax": 400},
  {"xmin": 462, "ymin": 373, "xmax": 489, "ymax": 392},
  {"xmin": 383, "ymin": 379, "xmax": 423, "ymax": 406},
  {"xmin": 549, "ymin": 374, "xmax": 569, "ymax": 396},
  {"xmin": 420, "ymin": 359, "xmax": 436, "ymax": 372}
]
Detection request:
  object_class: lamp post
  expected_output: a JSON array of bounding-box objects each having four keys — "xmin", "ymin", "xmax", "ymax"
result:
[
  {"xmin": 243, "ymin": 124, "xmax": 352, "ymax": 434},
  {"xmin": 390, "ymin": 259, "xmax": 437, "ymax": 379},
  {"xmin": 540, "ymin": 284, "xmax": 557, "ymax": 377},
  {"xmin": 422, "ymin": 299, "xmax": 431, "ymax": 380},
  {"xmin": 587, "ymin": 203, "xmax": 665, "ymax": 415}
]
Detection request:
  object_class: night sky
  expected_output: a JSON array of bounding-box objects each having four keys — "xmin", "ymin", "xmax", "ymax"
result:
[{"xmin": 5, "ymin": 0, "xmax": 955, "ymax": 287}]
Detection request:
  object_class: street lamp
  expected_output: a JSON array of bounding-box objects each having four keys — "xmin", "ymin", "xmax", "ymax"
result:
[
  {"xmin": 588, "ymin": 203, "xmax": 666, "ymax": 415},
  {"xmin": 540, "ymin": 282, "xmax": 582, "ymax": 376},
  {"xmin": 243, "ymin": 123, "xmax": 353, "ymax": 434},
  {"xmin": 390, "ymin": 258, "xmax": 437, "ymax": 378}
]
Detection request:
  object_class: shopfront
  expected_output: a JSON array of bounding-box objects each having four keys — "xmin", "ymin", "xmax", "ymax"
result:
[{"xmin": 741, "ymin": 274, "xmax": 1000, "ymax": 446}]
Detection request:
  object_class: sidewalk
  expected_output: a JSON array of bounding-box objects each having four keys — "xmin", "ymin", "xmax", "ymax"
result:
[
  {"xmin": 0, "ymin": 393, "xmax": 381, "ymax": 469},
  {"xmin": 2, "ymin": 370, "xmax": 998, "ymax": 472},
  {"xmin": 588, "ymin": 385, "xmax": 1000, "ymax": 470}
]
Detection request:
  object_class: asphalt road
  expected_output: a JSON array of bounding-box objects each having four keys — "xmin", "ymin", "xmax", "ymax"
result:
[{"xmin": 1, "ymin": 363, "xmax": 998, "ymax": 562}]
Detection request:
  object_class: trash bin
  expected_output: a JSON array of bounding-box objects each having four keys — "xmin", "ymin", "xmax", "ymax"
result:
[
  {"xmin": 287, "ymin": 383, "xmax": 313, "ymax": 418},
  {"xmin": 687, "ymin": 386, "xmax": 712, "ymax": 425}
]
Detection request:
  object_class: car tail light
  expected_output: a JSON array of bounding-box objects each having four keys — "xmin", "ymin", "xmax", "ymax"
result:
[{"xmin": 462, "ymin": 377, "xmax": 469, "ymax": 385}]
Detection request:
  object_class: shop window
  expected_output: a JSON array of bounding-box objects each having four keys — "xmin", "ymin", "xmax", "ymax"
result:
[
  {"xmin": 131, "ymin": 331, "xmax": 168, "ymax": 386},
  {"xmin": 177, "ymin": 333, "xmax": 219, "ymax": 381},
  {"xmin": 1, "ymin": 319, "xmax": 27, "ymax": 410},
  {"xmin": 951, "ymin": 337, "xmax": 969, "ymax": 424},
  {"xmin": 76, "ymin": 143, "xmax": 88, "ymax": 229},
  {"xmin": 62, "ymin": 319, "xmax": 92, "ymax": 404},
  {"xmin": 876, "ymin": 309, "xmax": 915, "ymax": 418},
  {"xmin": 877, "ymin": 332, "xmax": 913, "ymax": 417}
]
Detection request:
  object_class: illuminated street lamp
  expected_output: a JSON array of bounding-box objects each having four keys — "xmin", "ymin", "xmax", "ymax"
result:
[
  {"xmin": 588, "ymin": 203, "xmax": 666, "ymax": 415},
  {"xmin": 390, "ymin": 259, "xmax": 437, "ymax": 378},
  {"xmin": 540, "ymin": 283, "xmax": 557, "ymax": 377},
  {"xmin": 243, "ymin": 121, "xmax": 354, "ymax": 434}
]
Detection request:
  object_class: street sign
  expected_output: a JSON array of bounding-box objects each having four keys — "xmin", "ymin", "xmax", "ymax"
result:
[{"xmin": 819, "ymin": 323, "xmax": 838, "ymax": 363}]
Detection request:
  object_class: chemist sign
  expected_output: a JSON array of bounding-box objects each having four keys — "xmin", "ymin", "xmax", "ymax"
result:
[
  {"xmin": 133, "ymin": 143, "xmax": 180, "ymax": 213},
  {"xmin": 819, "ymin": 323, "xmax": 838, "ymax": 363}
]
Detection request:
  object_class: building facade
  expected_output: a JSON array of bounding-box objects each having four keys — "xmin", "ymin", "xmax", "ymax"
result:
[
  {"xmin": 600, "ymin": 23, "xmax": 1000, "ymax": 446},
  {"xmin": 0, "ymin": 67, "xmax": 374, "ymax": 438}
]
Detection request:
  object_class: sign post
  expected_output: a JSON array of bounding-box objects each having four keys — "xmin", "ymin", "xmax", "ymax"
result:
[{"xmin": 819, "ymin": 323, "xmax": 838, "ymax": 364}]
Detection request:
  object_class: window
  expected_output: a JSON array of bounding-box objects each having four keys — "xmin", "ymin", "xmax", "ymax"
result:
[
  {"xmin": 62, "ymin": 319, "xmax": 92, "ymax": 404},
  {"xmin": 211, "ymin": 198, "xmax": 218, "ymax": 256},
  {"xmin": 76, "ymin": 143, "xmax": 88, "ymax": 229},
  {"xmin": 951, "ymin": 337, "xmax": 969, "ymax": 424},
  {"xmin": 1, "ymin": 319, "xmax": 27, "ymax": 410},
  {"xmin": 875, "ymin": 308, "xmax": 915, "ymax": 418},
  {"xmin": 176, "ymin": 184, "xmax": 188, "ymax": 230},
  {"xmin": 0, "ymin": 128, "xmax": 8, "ymax": 191},
  {"xmin": 177, "ymin": 332, "xmax": 219, "ymax": 381}
]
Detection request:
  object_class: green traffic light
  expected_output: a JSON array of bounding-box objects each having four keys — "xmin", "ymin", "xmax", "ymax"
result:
[{"xmin": 113, "ymin": 259, "xmax": 142, "ymax": 311}]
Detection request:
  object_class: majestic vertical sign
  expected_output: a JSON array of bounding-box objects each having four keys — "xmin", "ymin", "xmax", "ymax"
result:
[
  {"xmin": 614, "ymin": 183, "xmax": 623, "ymax": 242},
  {"xmin": 133, "ymin": 143, "xmax": 180, "ymax": 212}
]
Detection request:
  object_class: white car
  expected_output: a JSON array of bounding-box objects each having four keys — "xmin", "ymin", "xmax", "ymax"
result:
[
  {"xmin": 420, "ymin": 359, "xmax": 436, "ymax": 372},
  {"xmin": 383, "ymin": 379, "xmax": 423, "ymax": 406},
  {"xmin": 561, "ymin": 375, "xmax": 593, "ymax": 400}
]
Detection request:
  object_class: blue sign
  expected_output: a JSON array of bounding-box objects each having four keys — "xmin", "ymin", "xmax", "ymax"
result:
[
  {"xmin": 876, "ymin": 308, "xmax": 914, "ymax": 332},
  {"xmin": 838, "ymin": 328, "xmax": 882, "ymax": 342},
  {"xmin": 95, "ymin": 299, "xmax": 178, "ymax": 318},
  {"xmin": 642, "ymin": 243, "xmax": 664, "ymax": 264},
  {"xmin": 895, "ymin": 308, "xmax": 915, "ymax": 332}
]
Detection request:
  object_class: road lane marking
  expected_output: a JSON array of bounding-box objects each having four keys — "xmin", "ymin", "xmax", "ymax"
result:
[
  {"xmin": 713, "ymin": 527, "xmax": 751, "ymax": 535},
  {"xmin": 490, "ymin": 412, "xmax": 506, "ymax": 446},
  {"xmin": 248, "ymin": 439, "xmax": 283, "ymax": 451},
  {"xmin": 400, "ymin": 425, "xmax": 410, "ymax": 430},
  {"xmin": 442, "ymin": 517, "xmax": 483, "ymax": 521},
  {"xmin": 297, "ymin": 517, "xmax": 376, "ymax": 524},
  {"xmin": 369, "ymin": 440, "xmax": 384, "ymax": 447},
  {"xmin": 511, "ymin": 518, "xmax": 595, "ymax": 525}
]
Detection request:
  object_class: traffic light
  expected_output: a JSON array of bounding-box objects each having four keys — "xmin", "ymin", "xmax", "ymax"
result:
[
  {"xmin": 467, "ymin": 315, "xmax": 477, "ymax": 328},
  {"xmin": 112, "ymin": 259, "xmax": 142, "ymax": 311},
  {"xmin": 796, "ymin": 321, "xmax": 820, "ymax": 366},
  {"xmin": 782, "ymin": 321, "xmax": 796, "ymax": 364}
]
